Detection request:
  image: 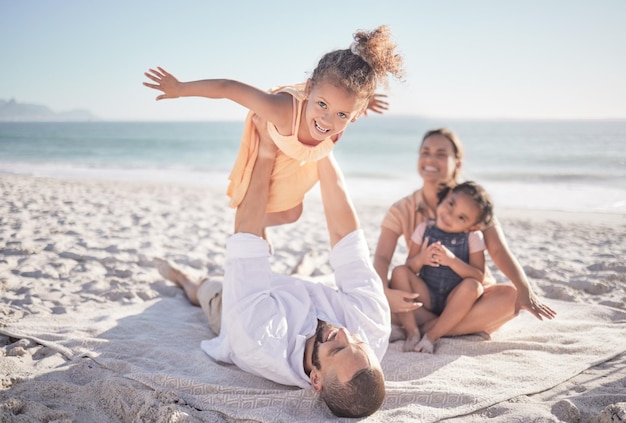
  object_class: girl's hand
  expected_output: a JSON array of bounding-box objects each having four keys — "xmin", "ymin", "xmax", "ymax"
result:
[
  {"xmin": 431, "ymin": 242, "xmax": 455, "ymax": 266},
  {"xmin": 143, "ymin": 67, "xmax": 182, "ymax": 100},
  {"xmin": 422, "ymin": 239, "xmax": 441, "ymax": 267},
  {"xmin": 363, "ymin": 93, "xmax": 389, "ymax": 116},
  {"xmin": 412, "ymin": 237, "xmax": 439, "ymax": 268}
]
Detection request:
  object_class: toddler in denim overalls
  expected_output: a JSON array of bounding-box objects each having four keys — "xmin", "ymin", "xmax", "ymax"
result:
[
  {"xmin": 419, "ymin": 224, "xmax": 471, "ymax": 316},
  {"xmin": 390, "ymin": 181, "xmax": 495, "ymax": 354}
]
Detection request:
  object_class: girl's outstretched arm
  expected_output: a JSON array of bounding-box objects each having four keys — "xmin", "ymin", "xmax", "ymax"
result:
[{"xmin": 143, "ymin": 67, "xmax": 292, "ymax": 129}]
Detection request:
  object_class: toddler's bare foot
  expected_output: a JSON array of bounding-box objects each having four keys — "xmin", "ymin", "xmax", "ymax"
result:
[
  {"xmin": 402, "ymin": 329, "xmax": 421, "ymax": 352},
  {"xmin": 474, "ymin": 331, "xmax": 492, "ymax": 340},
  {"xmin": 389, "ymin": 324, "xmax": 406, "ymax": 343},
  {"xmin": 415, "ymin": 334, "xmax": 435, "ymax": 354}
]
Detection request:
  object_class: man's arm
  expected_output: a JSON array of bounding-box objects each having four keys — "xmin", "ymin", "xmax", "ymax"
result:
[
  {"xmin": 319, "ymin": 154, "xmax": 391, "ymax": 359},
  {"xmin": 234, "ymin": 115, "xmax": 277, "ymax": 235},
  {"xmin": 317, "ymin": 154, "xmax": 359, "ymax": 248}
]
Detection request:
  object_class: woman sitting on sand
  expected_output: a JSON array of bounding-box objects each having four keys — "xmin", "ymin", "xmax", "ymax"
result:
[{"xmin": 374, "ymin": 128, "xmax": 556, "ymax": 346}]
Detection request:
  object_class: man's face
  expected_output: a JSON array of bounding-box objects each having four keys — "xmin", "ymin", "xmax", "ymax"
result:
[{"xmin": 311, "ymin": 320, "xmax": 379, "ymax": 385}]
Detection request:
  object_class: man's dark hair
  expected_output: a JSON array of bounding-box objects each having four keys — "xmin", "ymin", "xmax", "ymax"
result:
[{"xmin": 321, "ymin": 367, "xmax": 385, "ymax": 417}]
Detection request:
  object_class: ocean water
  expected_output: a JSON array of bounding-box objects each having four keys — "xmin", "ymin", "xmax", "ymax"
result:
[{"xmin": 1, "ymin": 118, "xmax": 625, "ymax": 214}]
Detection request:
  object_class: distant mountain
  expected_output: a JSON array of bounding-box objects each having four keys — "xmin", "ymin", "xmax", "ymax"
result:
[{"xmin": 0, "ymin": 98, "xmax": 98, "ymax": 121}]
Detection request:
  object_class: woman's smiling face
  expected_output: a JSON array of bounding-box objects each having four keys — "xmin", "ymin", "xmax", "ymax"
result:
[{"xmin": 418, "ymin": 134, "xmax": 461, "ymax": 184}]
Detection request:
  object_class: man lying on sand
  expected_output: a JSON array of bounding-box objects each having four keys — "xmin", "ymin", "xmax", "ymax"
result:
[{"xmin": 156, "ymin": 116, "xmax": 391, "ymax": 418}]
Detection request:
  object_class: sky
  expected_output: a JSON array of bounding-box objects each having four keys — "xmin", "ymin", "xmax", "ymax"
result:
[{"xmin": 1, "ymin": 0, "xmax": 625, "ymax": 121}]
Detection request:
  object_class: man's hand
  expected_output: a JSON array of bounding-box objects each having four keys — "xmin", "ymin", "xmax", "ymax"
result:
[
  {"xmin": 317, "ymin": 154, "xmax": 359, "ymax": 247},
  {"xmin": 252, "ymin": 114, "xmax": 278, "ymax": 159},
  {"xmin": 143, "ymin": 67, "xmax": 182, "ymax": 100}
]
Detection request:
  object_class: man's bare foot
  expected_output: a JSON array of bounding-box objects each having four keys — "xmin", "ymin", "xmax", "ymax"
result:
[
  {"xmin": 154, "ymin": 258, "xmax": 187, "ymax": 285},
  {"xmin": 154, "ymin": 258, "xmax": 201, "ymax": 306},
  {"xmin": 402, "ymin": 328, "xmax": 421, "ymax": 352}
]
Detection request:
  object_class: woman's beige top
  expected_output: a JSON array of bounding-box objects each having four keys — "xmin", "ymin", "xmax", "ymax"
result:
[{"xmin": 381, "ymin": 189, "xmax": 435, "ymax": 251}]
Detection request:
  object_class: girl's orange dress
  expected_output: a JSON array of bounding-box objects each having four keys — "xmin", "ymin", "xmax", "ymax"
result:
[{"xmin": 227, "ymin": 84, "xmax": 337, "ymax": 213}]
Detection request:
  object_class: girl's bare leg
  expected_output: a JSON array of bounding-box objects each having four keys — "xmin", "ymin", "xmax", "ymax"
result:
[
  {"xmin": 417, "ymin": 278, "xmax": 484, "ymax": 353},
  {"xmin": 421, "ymin": 283, "xmax": 517, "ymax": 338}
]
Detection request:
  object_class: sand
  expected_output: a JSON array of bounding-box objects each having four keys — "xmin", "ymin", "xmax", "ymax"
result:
[{"xmin": 1, "ymin": 173, "xmax": 625, "ymax": 422}]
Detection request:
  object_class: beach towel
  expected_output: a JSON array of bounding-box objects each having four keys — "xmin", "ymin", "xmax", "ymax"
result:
[{"xmin": 2, "ymin": 294, "xmax": 625, "ymax": 422}]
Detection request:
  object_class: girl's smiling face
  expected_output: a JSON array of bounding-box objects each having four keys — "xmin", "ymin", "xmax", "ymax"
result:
[
  {"xmin": 436, "ymin": 191, "xmax": 481, "ymax": 233},
  {"xmin": 302, "ymin": 80, "xmax": 365, "ymax": 142}
]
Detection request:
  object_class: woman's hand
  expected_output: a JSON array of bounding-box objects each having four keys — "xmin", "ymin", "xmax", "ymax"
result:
[
  {"xmin": 385, "ymin": 287, "xmax": 422, "ymax": 314},
  {"xmin": 143, "ymin": 67, "xmax": 182, "ymax": 100},
  {"xmin": 482, "ymin": 223, "xmax": 557, "ymax": 321},
  {"xmin": 516, "ymin": 285, "xmax": 557, "ymax": 320}
]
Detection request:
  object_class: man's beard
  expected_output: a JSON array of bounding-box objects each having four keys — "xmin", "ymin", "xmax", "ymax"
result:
[{"xmin": 311, "ymin": 319, "xmax": 335, "ymax": 370}]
